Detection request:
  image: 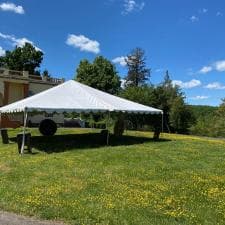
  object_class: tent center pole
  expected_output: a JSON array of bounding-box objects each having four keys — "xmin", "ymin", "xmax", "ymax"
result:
[{"xmin": 21, "ymin": 110, "xmax": 28, "ymax": 155}]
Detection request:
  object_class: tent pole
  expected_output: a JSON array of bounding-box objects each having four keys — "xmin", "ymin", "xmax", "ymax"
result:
[
  {"xmin": 106, "ymin": 111, "xmax": 110, "ymax": 145},
  {"xmin": 161, "ymin": 112, "xmax": 164, "ymax": 136},
  {"xmin": 21, "ymin": 109, "xmax": 28, "ymax": 155}
]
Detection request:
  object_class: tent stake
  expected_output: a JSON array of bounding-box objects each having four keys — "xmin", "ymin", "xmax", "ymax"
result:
[{"xmin": 21, "ymin": 110, "xmax": 28, "ymax": 155}]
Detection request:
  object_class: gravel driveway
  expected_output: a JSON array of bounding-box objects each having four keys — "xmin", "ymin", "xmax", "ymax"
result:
[{"xmin": 0, "ymin": 211, "xmax": 65, "ymax": 225}]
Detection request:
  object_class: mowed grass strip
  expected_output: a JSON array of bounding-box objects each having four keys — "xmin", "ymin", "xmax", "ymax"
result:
[{"xmin": 0, "ymin": 128, "xmax": 225, "ymax": 224}]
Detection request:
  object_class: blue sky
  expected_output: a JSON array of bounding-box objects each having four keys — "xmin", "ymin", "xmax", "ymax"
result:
[{"xmin": 0, "ymin": 0, "xmax": 225, "ymax": 106}]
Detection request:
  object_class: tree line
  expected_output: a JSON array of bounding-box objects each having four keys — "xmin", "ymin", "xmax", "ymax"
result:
[
  {"xmin": 75, "ymin": 47, "xmax": 194, "ymax": 135},
  {"xmin": 1, "ymin": 43, "xmax": 225, "ymax": 138},
  {"xmin": 189, "ymin": 103, "xmax": 225, "ymax": 138}
]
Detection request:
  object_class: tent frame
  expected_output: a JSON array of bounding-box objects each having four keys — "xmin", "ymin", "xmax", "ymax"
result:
[
  {"xmin": 18, "ymin": 110, "xmax": 163, "ymax": 155},
  {"xmin": 20, "ymin": 109, "xmax": 28, "ymax": 154},
  {"xmin": 106, "ymin": 111, "xmax": 110, "ymax": 145}
]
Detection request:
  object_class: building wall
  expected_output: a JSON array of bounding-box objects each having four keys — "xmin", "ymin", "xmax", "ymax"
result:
[
  {"xmin": 8, "ymin": 83, "xmax": 24, "ymax": 104},
  {"xmin": 0, "ymin": 70, "xmax": 63, "ymax": 128},
  {"xmin": 0, "ymin": 80, "xmax": 3, "ymax": 107},
  {"xmin": 0, "ymin": 80, "xmax": 56, "ymax": 106},
  {"xmin": 29, "ymin": 82, "xmax": 55, "ymax": 96},
  {"xmin": 0, "ymin": 79, "xmax": 4, "ymax": 95},
  {"xmin": 0, "ymin": 93, "xmax": 3, "ymax": 107}
]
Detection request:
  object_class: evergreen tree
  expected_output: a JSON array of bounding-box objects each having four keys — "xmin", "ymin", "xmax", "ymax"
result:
[
  {"xmin": 42, "ymin": 69, "xmax": 51, "ymax": 78},
  {"xmin": 170, "ymin": 97, "xmax": 194, "ymax": 133},
  {"xmin": 152, "ymin": 70, "xmax": 193, "ymax": 133},
  {"xmin": 125, "ymin": 47, "xmax": 150, "ymax": 87}
]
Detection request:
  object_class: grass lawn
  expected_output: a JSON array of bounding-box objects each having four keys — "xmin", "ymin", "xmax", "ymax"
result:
[{"xmin": 1, "ymin": 128, "xmax": 225, "ymax": 224}]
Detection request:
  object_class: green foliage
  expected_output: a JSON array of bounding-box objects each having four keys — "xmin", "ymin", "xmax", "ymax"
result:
[
  {"xmin": 125, "ymin": 47, "xmax": 150, "ymax": 87},
  {"xmin": 42, "ymin": 69, "xmax": 51, "ymax": 77},
  {"xmin": 189, "ymin": 102, "xmax": 225, "ymax": 138},
  {"xmin": 170, "ymin": 97, "xmax": 194, "ymax": 133},
  {"xmin": 120, "ymin": 71, "xmax": 192, "ymax": 134},
  {"xmin": 75, "ymin": 56, "xmax": 121, "ymax": 94},
  {"xmin": 189, "ymin": 105, "xmax": 217, "ymax": 136},
  {"xmin": 0, "ymin": 43, "xmax": 43, "ymax": 74},
  {"xmin": 113, "ymin": 113, "xmax": 125, "ymax": 137},
  {"xmin": 210, "ymin": 100, "xmax": 225, "ymax": 137},
  {"xmin": 120, "ymin": 85, "xmax": 154, "ymax": 106},
  {"xmin": 120, "ymin": 85, "xmax": 156, "ymax": 130},
  {"xmin": 151, "ymin": 71, "xmax": 192, "ymax": 133},
  {"xmin": 189, "ymin": 105, "xmax": 217, "ymax": 120}
]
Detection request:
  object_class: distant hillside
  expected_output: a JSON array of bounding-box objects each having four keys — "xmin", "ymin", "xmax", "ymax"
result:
[
  {"xmin": 188, "ymin": 105, "xmax": 220, "ymax": 137},
  {"xmin": 188, "ymin": 105, "xmax": 218, "ymax": 120}
]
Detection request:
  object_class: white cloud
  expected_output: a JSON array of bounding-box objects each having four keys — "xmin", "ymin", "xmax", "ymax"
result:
[
  {"xmin": 112, "ymin": 56, "xmax": 127, "ymax": 67},
  {"xmin": 190, "ymin": 95, "xmax": 209, "ymax": 100},
  {"xmin": 216, "ymin": 12, "xmax": 223, "ymax": 17},
  {"xmin": 205, "ymin": 82, "xmax": 225, "ymax": 90},
  {"xmin": 155, "ymin": 68, "xmax": 164, "ymax": 73},
  {"xmin": 0, "ymin": 46, "xmax": 5, "ymax": 56},
  {"xmin": 190, "ymin": 15, "xmax": 199, "ymax": 22},
  {"xmin": 198, "ymin": 60, "xmax": 225, "ymax": 74},
  {"xmin": 122, "ymin": 0, "xmax": 145, "ymax": 15},
  {"xmin": 0, "ymin": 2, "xmax": 24, "ymax": 14},
  {"xmin": 172, "ymin": 79, "xmax": 201, "ymax": 89},
  {"xmin": 199, "ymin": 8, "xmax": 208, "ymax": 14},
  {"xmin": 214, "ymin": 60, "xmax": 225, "ymax": 72},
  {"xmin": 120, "ymin": 79, "xmax": 126, "ymax": 88},
  {"xmin": 66, "ymin": 34, "xmax": 100, "ymax": 54},
  {"xmin": 0, "ymin": 32, "xmax": 42, "ymax": 51},
  {"xmin": 199, "ymin": 66, "xmax": 212, "ymax": 74},
  {"xmin": 202, "ymin": 8, "xmax": 208, "ymax": 13}
]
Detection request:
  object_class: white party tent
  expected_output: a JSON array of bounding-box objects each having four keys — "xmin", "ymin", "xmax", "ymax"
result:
[{"xmin": 0, "ymin": 80, "xmax": 163, "ymax": 153}]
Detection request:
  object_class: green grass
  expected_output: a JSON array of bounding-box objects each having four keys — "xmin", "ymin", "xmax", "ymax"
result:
[{"xmin": 1, "ymin": 128, "xmax": 225, "ymax": 224}]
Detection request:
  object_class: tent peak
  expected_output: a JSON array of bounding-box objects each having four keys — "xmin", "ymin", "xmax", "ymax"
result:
[{"xmin": 0, "ymin": 79, "xmax": 163, "ymax": 114}]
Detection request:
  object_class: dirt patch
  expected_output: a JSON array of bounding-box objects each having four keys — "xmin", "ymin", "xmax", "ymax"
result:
[{"xmin": 0, "ymin": 164, "xmax": 11, "ymax": 173}]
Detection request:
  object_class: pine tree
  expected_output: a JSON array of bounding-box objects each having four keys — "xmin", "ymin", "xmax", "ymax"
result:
[{"xmin": 125, "ymin": 48, "xmax": 150, "ymax": 87}]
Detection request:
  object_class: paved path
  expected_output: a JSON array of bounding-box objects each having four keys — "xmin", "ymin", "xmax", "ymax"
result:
[{"xmin": 0, "ymin": 211, "xmax": 65, "ymax": 225}]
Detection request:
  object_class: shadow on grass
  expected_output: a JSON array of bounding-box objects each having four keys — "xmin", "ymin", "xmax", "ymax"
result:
[{"xmin": 10, "ymin": 132, "xmax": 170, "ymax": 153}]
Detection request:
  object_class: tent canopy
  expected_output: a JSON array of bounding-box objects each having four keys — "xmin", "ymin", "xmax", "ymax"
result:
[{"xmin": 0, "ymin": 80, "xmax": 162, "ymax": 114}]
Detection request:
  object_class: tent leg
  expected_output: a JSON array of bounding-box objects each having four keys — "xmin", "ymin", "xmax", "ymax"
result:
[
  {"xmin": 161, "ymin": 112, "xmax": 164, "ymax": 136},
  {"xmin": 106, "ymin": 112, "xmax": 110, "ymax": 145},
  {"xmin": 21, "ymin": 110, "xmax": 28, "ymax": 155}
]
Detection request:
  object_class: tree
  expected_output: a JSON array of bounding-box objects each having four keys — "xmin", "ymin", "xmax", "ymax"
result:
[
  {"xmin": 0, "ymin": 43, "xmax": 43, "ymax": 74},
  {"xmin": 189, "ymin": 105, "xmax": 217, "ymax": 136},
  {"xmin": 121, "ymin": 70, "xmax": 194, "ymax": 135},
  {"xmin": 42, "ymin": 69, "xmax": 51, "ymax": 78},
  {"xmin": 150, "ymin": 70, "xmax": 195, "ymax": 134},
  {"xmin": 120, "ymin": 85, "xmax": 156, "ymax": 130},
  {"xmin": 211, "ymin": 99, "xmax": 225, "ymax": 137},
  {"xmin": 125, "ymin": 47, "xmax": 150, "ymax": 87},
  {"xmin": 170, "ymin": 97, "xmax": 194, "ymax": 133},
  {"xmin": 120, "ymin": 85, "xmax": 155, "ymax": 106},
  {"xmin": 75, "ymin": 56, "xmax": 121, "ymax": 94}
]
